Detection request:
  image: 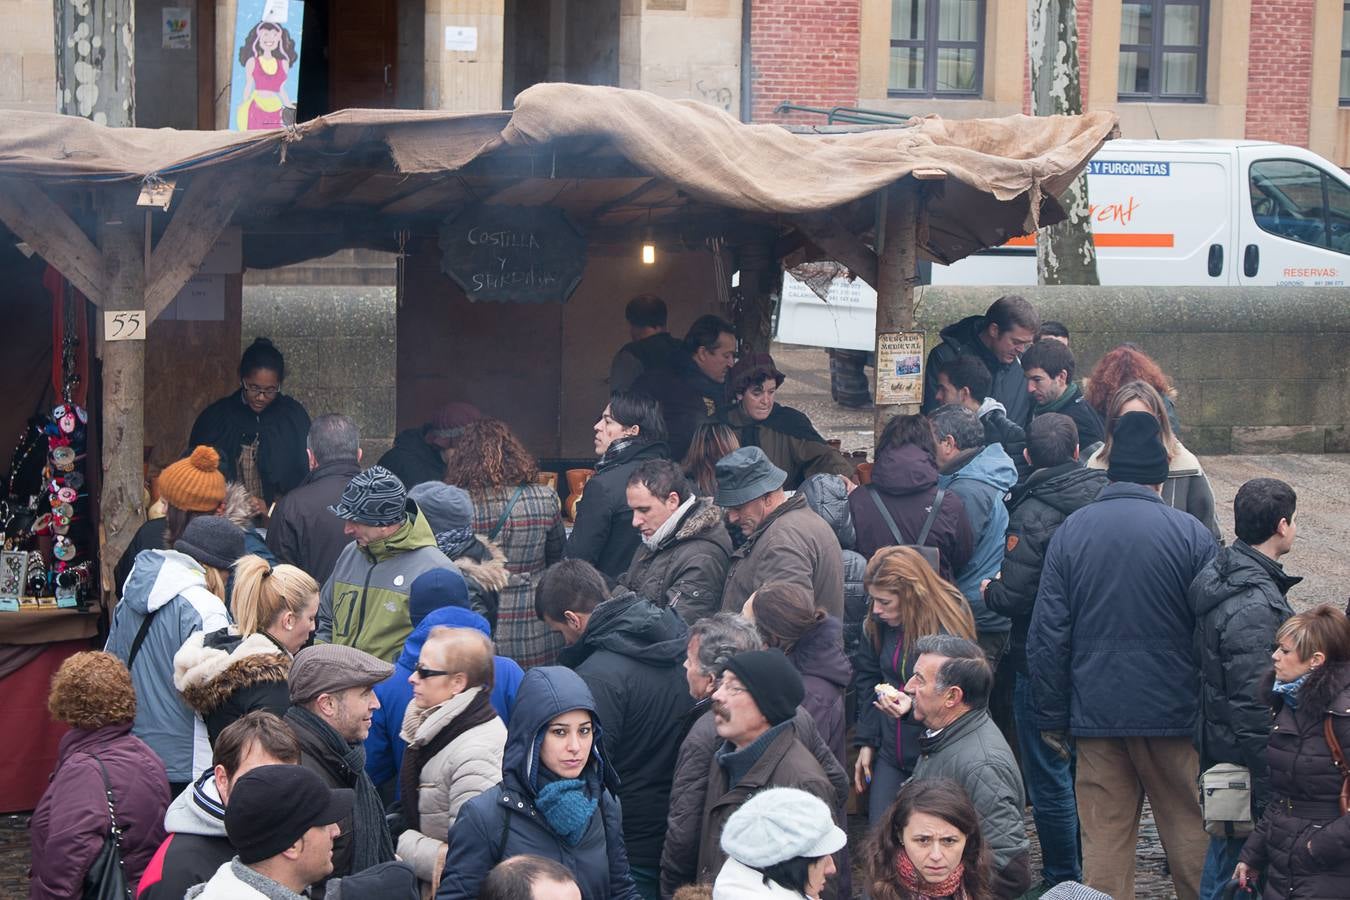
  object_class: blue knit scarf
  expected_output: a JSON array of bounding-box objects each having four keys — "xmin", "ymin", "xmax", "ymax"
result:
[
  {"xmin": 1273, "ymin": 672, "xmax": 1311, "ymax": 710},
  {"xmin": 535, "ymin": 777, "xmax": 599, "ymax": 846}
]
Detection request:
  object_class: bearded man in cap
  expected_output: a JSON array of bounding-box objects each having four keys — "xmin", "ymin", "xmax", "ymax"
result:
[
  {"xmin": 715, "ymin": 447, "xmax": 843, "ymax": 618},
  {"xmin": 186, "ymin": 764, "xmax": 351, "ymax": 899},
  {"xmin": 284, "ymin": 644, "xmax": 398, "ymax": 897},
  {"xmin": 692, "ymin": 649, "xmax": 836, "ymax": 887},
  {"xmin": 1028, "ymin": 409, "xmax": 1218, "ymax": 900},
  {"xmin": 316, "ymin": 465, "xmax": 463, "ymax": 662}
]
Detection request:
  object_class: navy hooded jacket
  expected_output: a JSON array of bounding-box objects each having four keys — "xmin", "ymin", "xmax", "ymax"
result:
[
  {"xmin": 1028, "ymin": 482, "xmax": 1218, "ymax": 737},
  {"xmin": 435, "ymin": 667, "xmax": 641, "ymax": 900}
]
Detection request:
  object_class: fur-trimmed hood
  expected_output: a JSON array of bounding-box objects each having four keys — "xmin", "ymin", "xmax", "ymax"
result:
[
  {"xmin": 173, "ymin": 628, "xmax": 291, "ymax": 716},
  {"xmin": 652, "ymin": 497, "xmax": 729, "ymax": 553},
  {"xmin": 454, "ymin": 535, "xmax": 510, "ymax": 592}
]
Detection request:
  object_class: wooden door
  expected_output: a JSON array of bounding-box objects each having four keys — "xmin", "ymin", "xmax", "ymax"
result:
[{"xmin": 328, "ymin": 0, "xmax": 399, "ymax": 110}]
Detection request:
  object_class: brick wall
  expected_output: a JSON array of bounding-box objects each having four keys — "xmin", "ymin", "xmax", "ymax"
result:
[
  {"xmin": 1245, "ymin": 0, "xmax": 1315, "ymax": 144},
  {"xmin": 750, "ymin": 0, "xmax": 862, "ymax": 122}
]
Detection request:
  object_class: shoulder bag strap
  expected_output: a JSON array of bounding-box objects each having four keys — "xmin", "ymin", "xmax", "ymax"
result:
[
  {"xmin": 488, "ymin": 485, "xmax": 528, "ymax": 542},
  {"xmin": 86, "ymin": 754, "xmax": 124, "ymax": 842},
  {"xmin": 1325, "ymin": 717, "xmax": 1350, "ymax": 815},
  {"xmin": 126, "ymin": 609, "xmax": 157, "ymax": 671},
  {"xmin": 866, "ymin": 485, "xmax": 910, "ymax": 546},
  {"xmin": 914, "ymin": 487, "xmax": 947, "ymax": 547}
]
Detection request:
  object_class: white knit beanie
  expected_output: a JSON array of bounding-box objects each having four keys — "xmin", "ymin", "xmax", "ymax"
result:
[{"xmin": 719, "ymin": 788, "xmax": 847, "ymax": 868}]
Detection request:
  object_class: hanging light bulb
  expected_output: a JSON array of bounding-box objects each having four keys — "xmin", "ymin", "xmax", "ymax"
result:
[{"xmin": 641, "ymin": 238, "xmax": 656, "ymax": 265}]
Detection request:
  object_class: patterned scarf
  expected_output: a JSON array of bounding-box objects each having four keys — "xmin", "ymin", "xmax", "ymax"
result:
[
  {"xmin": 595, "ymin": 436, "xmax": 640, "ymax": 473},
  {"xmin": 895, "ymin": 852, "xmax": 967, "ymax": 899},
  {"xmin": 1273, "ymin": 671, "xmax": 1312, "ymax": 710}
]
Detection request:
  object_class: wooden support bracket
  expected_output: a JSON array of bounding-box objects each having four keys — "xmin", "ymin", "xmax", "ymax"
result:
[
  {"xmin": 792, "ymin": 210, "xmax": 880, "ymax": 289},
  {"xmin": 144, "ymin": 168, "xmax": 243, "ymax": 321},
  {"xmin": 0, "ymin": 177, "xmax": 111, "ymax": 305}
]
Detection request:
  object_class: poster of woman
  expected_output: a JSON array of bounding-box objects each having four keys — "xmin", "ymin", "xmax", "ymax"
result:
[{"xmin": 229, "ymin": 0, "xmax": 305, "ymax": 131}]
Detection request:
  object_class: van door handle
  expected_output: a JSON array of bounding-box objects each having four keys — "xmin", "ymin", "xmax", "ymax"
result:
[
  {"xmin": 1208, "ymin": 244, "xmax": 1223, "ymax": 277},
  {"xmin": 1244, "ymin": 244, "xmax": 1259, "ymax": 277}
]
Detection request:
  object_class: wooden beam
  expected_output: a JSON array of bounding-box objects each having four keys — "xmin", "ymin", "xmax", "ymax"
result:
[
  {"xmin": 144, "ymin": 169, "xmax": 243, "ymax": 321},
  {"xmin": 792, "ymin": 210, "xmax": 879, "ymax": 289},
  {"xmin": 0, "ymin": 178, "xmax": 111, "ymax": 305}
]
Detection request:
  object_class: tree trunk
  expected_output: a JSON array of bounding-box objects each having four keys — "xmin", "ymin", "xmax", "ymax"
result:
[
  {"xmin": 1029, "ymin": 0, "xmax": 1099, "ymax": 286},
  {"xmin": 733, "ymin": 239, "xmax": 776, "ymax": 354},
  {"xmin": 53, "ymin": 0, "xmax": 135, "ymax": 125},
  {"xmin": 873, "ymin": 185, "xmax": 919, "ymax": 444}
]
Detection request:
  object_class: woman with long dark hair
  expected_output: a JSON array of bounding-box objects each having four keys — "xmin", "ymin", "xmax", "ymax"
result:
[
  {"xmin": 682, "ymin": 422, "xmax": 740, "ymax": 498},
  {"xmin": 565, "ymin": 391, "xmax": 669, "ymax": 578},
  {"xmin": 853, "ymin": 546, "xmax": 976, "ymax": 824},
  {"xmin": 865, "ymin": 779, "xmax": 992, "ymax": 900},
  {"xmin": 445, "ymin": 419, "xmax": 565, "ymax": 668},
  {"xmin": 188, "ymin": 338, "xmax": 311, "ymax": 506},
  {"xmin": 743, "ymin": 581, "xmax": 851, "ymax": 767}
]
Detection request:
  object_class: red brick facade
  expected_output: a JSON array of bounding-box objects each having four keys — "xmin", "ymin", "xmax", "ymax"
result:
[
  {"xmin": 750, "ymin": 0, "xmax": 862, "ymax": 122},
  {"xmin": 1244, "ymin": 0, "xmax": 1315, "ymax": 144}
]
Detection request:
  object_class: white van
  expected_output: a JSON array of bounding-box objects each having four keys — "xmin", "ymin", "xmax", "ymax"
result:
[{"xmin": 776, "ymin": 139, "xmax": 1350, "ymax": 351}]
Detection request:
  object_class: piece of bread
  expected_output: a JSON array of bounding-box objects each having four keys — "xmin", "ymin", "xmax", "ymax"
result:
[{"xmin": 875, "ymin": 683, "xmax": 902, "ymax": 701}]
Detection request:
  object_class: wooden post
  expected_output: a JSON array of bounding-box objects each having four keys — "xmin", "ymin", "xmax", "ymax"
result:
[
  {"xmin": 97, "ymin": 200, "xmax": 147, "ymax": 598},
  {"xmin": 734, "ymin": 238, "xmax": 775, "ymax": 353},
  {"xmin": 872, "ymin": 184, "xmax": 920, "ymax": 445}
]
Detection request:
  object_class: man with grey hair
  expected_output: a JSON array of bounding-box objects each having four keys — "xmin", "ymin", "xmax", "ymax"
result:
[
  {"xmin": 906, "ymin": 634, "xmax": 1031, "ymax": 899},
  {"xmin": 930, "ymin": 404, "xmax": 1017, "ymax": 665},
  {"xmin": 660, "ymin": 614, "xmax": 848, "ymax": 898},
  {"xmin": 267, "ymin": 413, "xmax": 362, "ymax": 584}
]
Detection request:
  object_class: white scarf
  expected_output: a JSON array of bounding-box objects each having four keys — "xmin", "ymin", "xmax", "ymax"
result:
[{"xmin": 642, "ymin": 494, "xmax": 697, "ymax": 549}]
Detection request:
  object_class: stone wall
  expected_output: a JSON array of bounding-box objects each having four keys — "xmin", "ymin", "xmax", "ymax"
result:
[
  {"xmin": 0, "ymin": 0, "xmax": 55, "ymax": 113},
  {"xmin": 914, "ymin": 286, "xmax": 1350, "ymax": 454}
]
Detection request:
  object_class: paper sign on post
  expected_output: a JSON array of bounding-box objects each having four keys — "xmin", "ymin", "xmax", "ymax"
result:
[
  {"xmin": 162, "ymin": 7, "xmax": 191, "ymax": 49},
  {"xmin": 104, "ymin": 310, "xmax": 148, "ymax": 342},
  {"xmin": 445, "ymin": 26, "xmax": 478, "ymax": 51},
  {"xmin": 875, "ymin": 332, "xmax": 925, "ymax": 406}
]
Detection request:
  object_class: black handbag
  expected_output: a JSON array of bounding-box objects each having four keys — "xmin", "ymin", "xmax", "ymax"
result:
[{"xmin": 82, "ymin": 755, "xmax": 132, "ymax": 900}]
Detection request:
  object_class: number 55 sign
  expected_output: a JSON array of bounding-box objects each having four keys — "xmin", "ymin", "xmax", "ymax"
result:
[{"xmin": 104, "ymin": 310, "xmax": 147, "ymax": 341}]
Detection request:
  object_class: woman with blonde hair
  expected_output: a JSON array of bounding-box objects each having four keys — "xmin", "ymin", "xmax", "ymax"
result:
[
  {"xmin": 445, "ymin": 418, "xmax": 566, "ymax": 668},
  {"xmin": 853, "ymin": 546, "xmax": 976, "ymax": 823},
  {"xmin": 29, "ymin": 652, "xmax": 170, "ymax": 899},
  {"xmin": 1087, "ymin": 380, "xmax": 1221, "ymax": 541},
  {"xmin": 174, "ymin": 554, "xmax": 318, "ymax": 744}
]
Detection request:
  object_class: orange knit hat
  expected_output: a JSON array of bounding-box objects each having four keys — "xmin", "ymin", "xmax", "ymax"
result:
[{"xmin": 159, "ymin": 446, "xmax": 227, "ymax": 512}]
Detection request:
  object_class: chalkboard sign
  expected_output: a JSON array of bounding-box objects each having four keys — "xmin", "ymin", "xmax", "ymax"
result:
[{"xmin": 439, "ymin": 205, "xmax": 587, "ymax": 304}]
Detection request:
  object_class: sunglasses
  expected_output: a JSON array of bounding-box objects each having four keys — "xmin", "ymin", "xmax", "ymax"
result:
[{"xmin": 413, "ymin": 664, "xmax": 450, "ymax": 680}]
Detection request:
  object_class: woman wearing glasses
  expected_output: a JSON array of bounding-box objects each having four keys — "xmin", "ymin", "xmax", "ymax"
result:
[{"xmin": 188, "ymin": 337, "xmax": 311, "ymax": 506}]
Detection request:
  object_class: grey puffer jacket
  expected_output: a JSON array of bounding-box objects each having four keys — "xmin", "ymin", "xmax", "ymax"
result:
[
  {"xmin": 801, "ymin": 475, "xmax": 868, "ymax": 662},
  {"xmin": 912, "ymin": 708, "xmax": 1032, "ymax": 899},
  {"xmin": 1191, "ymin": 541, "xmax": 1299, "ymax": 818},
  {"xmin": 617, "ymin": 497, "xmax": 732, "ymax": 624}
]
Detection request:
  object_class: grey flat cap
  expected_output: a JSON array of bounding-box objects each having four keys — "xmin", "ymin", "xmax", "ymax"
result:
[
  {"xmin": 289, "ymin": 644, "xmax": 394, "ymax": 704},
  {"xmin": 715, "ymin": 446, "xmax": 787, "ymax": 508}
]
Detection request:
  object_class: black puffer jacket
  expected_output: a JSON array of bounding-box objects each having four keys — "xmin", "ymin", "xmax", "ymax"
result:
[
  {"xmin": 617, "ymin": 497, "xmax": 732, "ymax": 623},
  {"xmin": 566, "ymin": 439, "xmax": 669, "ymax": 578},
  {"xmin": 559, "ymin": 591, "xmax": 693, "ymax": 869},
  {"xmin": 983, "ymin": 462, "xmax": 1107, "ymax": 674},
  {"xmin": 1192, "ymin": 542, "xmax": 1299, "ymax": 818},
  {"xmin": 378, "ymin": 427, "xmax": 446, "ymax": 492},
  {"xmin": 1240, "ymin": 663, "xmax": 1350, "ymax": 899}
]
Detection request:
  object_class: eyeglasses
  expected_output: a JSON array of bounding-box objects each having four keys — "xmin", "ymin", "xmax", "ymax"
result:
[
  {"xmin": 413, "ymin": 665, "xmax": 450, "ymax": 680},
  {"xmin": 242, "ymin": 382, "xmax": 281, "ymax": 397}
]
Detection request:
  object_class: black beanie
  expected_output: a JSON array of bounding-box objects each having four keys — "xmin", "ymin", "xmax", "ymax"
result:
[
  {"xmin": 723, "ymin": 649, "xmax": 804, "ymax": 726},
  {"xmin": 1107, "ymin": 411, "xmax": 1170, "ymax": 485}
]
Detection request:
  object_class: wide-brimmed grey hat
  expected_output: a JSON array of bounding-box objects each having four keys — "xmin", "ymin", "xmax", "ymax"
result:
[
  {"xmin": 328, "ymin": 465, "xmax": 408, "ymax": 526},
  {"xmin": 715, "ymin": 446, "xmax": 787, "ymax": 508}
]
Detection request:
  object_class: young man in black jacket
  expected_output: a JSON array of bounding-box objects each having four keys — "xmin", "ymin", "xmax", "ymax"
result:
[
  {"xmin": 983, "ymin": 413, "xmax": 1106, "ymax": 891},
  {"xmin": 1190, "ymin": 478, "xmax": 1300, "ymax": 900},
  {"xmin": 1020, "ymin": 339, "xmax": 1105, "ymax": 452},
  {"xmin": 537, "ymin": 559, "xmax": 694, "ymax": 900}
]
